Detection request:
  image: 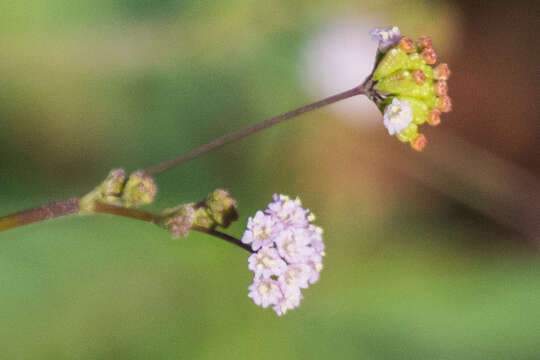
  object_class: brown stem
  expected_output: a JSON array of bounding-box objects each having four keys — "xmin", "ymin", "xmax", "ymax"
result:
[
  {"xmin": 92, "ymin": 203, "xmax": 251, "ymax": 253},
  {"xmin": 192, "ymin": 226, "xmax": 253, "ymax": 253},
  {"xmin": 143, "ymin": 85, "xmax": 367, "ymax": 176},
  {"xmin": 0, "ymin": 198, "xmax": 80, "ymax": 232},
  {"xmin": 92, "ymin": 201, "xmax": 162, "ymax": 224}
]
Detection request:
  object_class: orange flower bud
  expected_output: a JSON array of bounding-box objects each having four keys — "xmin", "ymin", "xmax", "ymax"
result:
[
  {"xmin": 417, "ymin": 36, "xmax": 432, "ymax": 49},
  {"xmin": 427, "ymin": 109, "xmax": 442, "ymax": 126},
  {"xmin": 421, "ymin": 47, "xmax": 437, "ymax": 65},
  {"xmin": 410, "ymin": 133, "xmax": 427, "ymax": 152},
  {"xmin": 412, "ymin": 69, "xmax": 426, "ymax": 85},
  {"xmin": 434, "ymin": 80, "xmax": 448, "ymax": 96},
  {"xmin": 398, "ymin": 37, "xmax": 415, "ymax": 53},
  {"xmin": 436, "ymin": 95, "xmax": 452, "ymax": 113},
  {"xmin": 434, "ymin": 63, "xmax": 450, "ymax": 80}
]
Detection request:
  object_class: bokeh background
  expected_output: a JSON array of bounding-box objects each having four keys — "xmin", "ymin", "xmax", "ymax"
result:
[{"xmin": 1, "ymin": 0, "xmax": 539, "ymax": 359}]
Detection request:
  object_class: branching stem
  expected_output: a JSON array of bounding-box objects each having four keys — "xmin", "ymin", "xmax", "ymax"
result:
[
  {"xmin": 143, "ymin": 85, "xmax": 367, "ymax": 176},
  {"xmin": 0, "ymin": 84, "xmax": 369, "ymax": 235}
]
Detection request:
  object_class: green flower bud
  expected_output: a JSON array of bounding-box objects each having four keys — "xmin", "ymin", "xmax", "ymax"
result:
[
  {"xmin": 372, "ymin": 48, "xmax": 410, "ymax": 80},
  {"xmin": 121, "ymin": 171, "xmax": 157, "ymax": 207},
  {"xmin": 399, "ymin": 97, "xmax": 429, "ymax": 125},
  {"xmin": 396, "ymin": 122, "xmax": 418, "ymax": 142},
  {"xmin": 206, "ymin": 189, "xmax": 239, "ymax": 228},
  {"xmin": 192, "ymin": 207, "xmax": 216, "ymax": 229},
  {"xmin": 80, "ymin": 168, "xmax": 128, "ymax": 213},
  {"xmin": 375, "ymin": 71, "xmax": 435, "ymax": 100}
]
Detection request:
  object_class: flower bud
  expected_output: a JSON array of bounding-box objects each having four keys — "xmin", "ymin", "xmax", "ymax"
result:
[
  {"xmin": 206, "ymin": 189, "xmax": 239, "ymax": 228},
  {"xmin": 398, "ymin": 37, "xmax": 415, "ymax": 53},
  {"xmin": 412, "ymin": 69, "xmax": 426, "ymax": 85},
  {"xmin": 410, "ymin": 133, "xmax": 427, "ymax": 151},
  {"xmin": 434, "ymin": 63, "xmax": 450, "ymax": 80},
  {"xmin": 102, "ymin": 169, "xmax": 127, "ymax": 198},
  {"xmin": 192, "ymin": 207, "xmax": 215, "ymax": 229},
  {"xmin": 399, "ymin": 122, "xmax": 418, "ymax": 141},
  {"xmin": 421, "ymin": 47, "xmax": 437, "ymax": 65},
  {"xmin": 162, "ymin": 205, "xmax": 194, "ymax": 238},
  {"xmin": 427, "ymin": 109, "xmax": 441, "ymax": 126},
  {"xmin": 434, "ymin": 80, "xmax": 448, "ymax": 96},
  {"xmin": 372, "ymin": 48, "xmax": 410, "ymax": 80},
  {"xmin": 417, "ymin": 36, "xmax": 432, "ymax": 49},
  {"xmin": 121, "ymin": 171, "xmax": 157, "ymax": 207},
  {"xmin": 436, "ymin": 95, "xmax": 452, "ymax": 113}
]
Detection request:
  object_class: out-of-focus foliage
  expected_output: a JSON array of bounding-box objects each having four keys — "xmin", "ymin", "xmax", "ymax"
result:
[{"xmin": 1, "ymin": 0, "xmax": 539, "ymax": 359}]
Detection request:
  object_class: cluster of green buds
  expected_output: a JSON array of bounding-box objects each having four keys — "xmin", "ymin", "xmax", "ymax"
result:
[
  {"xmin": 162, "ymin": 189, "xmax": 239, "ymax": 238},
  {"xmin": 369, "ymin": 27, "xmax": 452, "ymax": 151},
  {"xmin": 79, "ymin": 169, "xmax": 157, "ymax": 213}
]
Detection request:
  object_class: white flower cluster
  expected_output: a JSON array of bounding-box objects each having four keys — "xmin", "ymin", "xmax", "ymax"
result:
[{"xmin": 242, "ymin": 194, "xmax": 325, "ymax": 315}]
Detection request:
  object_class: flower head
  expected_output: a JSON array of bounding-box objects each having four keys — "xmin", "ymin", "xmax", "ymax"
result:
[
  {"xmin": 370, "ymin": 27, "xmax": 453, "ymax": 151},
  {"xmin": 243, "ymin": 194, "xmax": 324, "ymax": 316},
  {"xmin": 383, "ymin": 98, "xmax": 413, "ymax": 135},
  {"xmin": 370, "ymin": 26, "xmax": 401, "ymax": 52}
]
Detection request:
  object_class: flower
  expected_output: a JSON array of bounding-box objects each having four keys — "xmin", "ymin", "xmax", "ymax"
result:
[
  {"xmin": 248, "ymin": 279, "xmax": 283, "ymax": 308},
  {"xmin": 248, "ymin": 247, "xmax": 287, "ymax": 278},
  {"xmin": 383, "ymin": 98, "xmax": 413, "ymax": 135},
  {"xmin": 243, "ymin": 194, "xmax": 325, "ymax": 316},
  {"xmin": 370, "ymin": 28, "xmax": 453, "ymax": 151},
  {"xmin": 241, "ymin": 210, "xmax": 280, "ymax": 250},
  {"xmin": 370, "ymin": 26, "xmax": 401, "ymax": 52}
]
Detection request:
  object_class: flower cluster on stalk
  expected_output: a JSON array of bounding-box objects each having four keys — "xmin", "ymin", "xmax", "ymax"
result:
[
  {"xmin": 370, "ymin": 26, "xmax": 452, "ymax": 151},
  {"xmin": 242, "ymin": 194, "xmax": 324, "ymax": 316}
]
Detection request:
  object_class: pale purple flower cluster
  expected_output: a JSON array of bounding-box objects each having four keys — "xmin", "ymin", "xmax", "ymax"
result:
[
  {"xmin": 242, "ymin": 194, "xmax": 325, "ymax": 316},
  {"xmin": 370, "ymin": 26, "xmax": 401, "ymax": 52}
]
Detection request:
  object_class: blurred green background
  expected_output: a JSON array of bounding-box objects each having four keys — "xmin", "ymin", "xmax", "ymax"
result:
[{"xmin": 1, "ymin": 0, "xmax": 539, "ymax": 359}]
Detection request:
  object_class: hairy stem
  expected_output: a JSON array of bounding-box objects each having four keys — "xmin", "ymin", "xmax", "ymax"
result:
[
  {"xmin": 0, "ymin": 198, "xmax": 80, "ymax": 232},
  {"xmin": 92, "ymin": 203, "xmax": 251, "ymax": 253},
  {"xmin": 143, "ymin": 85, "xmax": 367, "ymax": 176}
]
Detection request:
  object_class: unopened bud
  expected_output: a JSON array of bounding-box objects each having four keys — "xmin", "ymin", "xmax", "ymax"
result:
[
  {"xmin": 412, "ymin": 69, "xmax": 426, "ymax": 85},
  {"xmin": 398, "ymin": 37, "xmax": 415, "ymax": 53},
  {"xmin": 417, "ymin": 36, "xmax": 432, "ymax": 49},
  {"xmin": 163, "ymin": 205, "xmax": 194, "ymax": 238},
  {"xmin": 427, "ymin": 109, "xmax": 442, "ymax": 126},
  {"xmin": 434, "ymin": 80, "xmax": 448, "ymax": 96},
  {"xmin": 410, "ymin": 133, "xmax": 427, "ymax": 151},
  {"xmin": 102, "ymin": 169, "xmax": 127, "ymax": 197},
  {"xmin": 434, "ymin": 63, "xmax": 450, "ymax": 80},
  {"xmin": 421, "ymin": 47, "xmax": 437, "ymax": 65},
  {"xmin": 122, "ymin": 171, "xmax": 157, "ymax": 207},
  {"xmin": 436, "ymin": 95, "xmax": 452, "ymax": 113},
  {"xmin": 206, "ymin": 189, "xmax": 239, "ymax": 228}
]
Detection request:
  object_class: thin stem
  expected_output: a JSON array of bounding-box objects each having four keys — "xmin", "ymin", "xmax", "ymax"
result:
[
  {"xmin": 92, "ymin": 202, "xmax": 163, "ymax": 224},
  {"xmin": 192, "ymin": 226, "xmax": 253, "ymax": 253},
  {"xmin": 92, "ymin": 202, "xmax": 251, "ymax": 253},
  {"xmin": 144, "ymin": 85, "xmax": 367, "ymax": 176},
  {"xmin": 0, "ymin": 198, "xmax": 80, "ymax": 232}
]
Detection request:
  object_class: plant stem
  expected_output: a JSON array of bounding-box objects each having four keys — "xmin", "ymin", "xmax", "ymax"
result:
[
  {"xmin": 143, "ymin": 85, "xmax": 367, "ymax": 176},
  {"xmin": 0, "ymin": 85, "xmax": 369, "ymax": 234},
  {"xmin": 92, "ymin": 202, "xmax": 251, "ymax": 253},
  {"xmin": 0, "ymin": 198, "xmax": 80, "ymax": 232},
  {"xmin": 192, "ymin": 225, "xmax": 253, "ymax": 253}
]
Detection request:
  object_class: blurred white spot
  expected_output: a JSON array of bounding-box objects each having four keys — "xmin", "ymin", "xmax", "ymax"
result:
[{"xmin": 301, "ymin": 17, "xmax": 383, "ymax": 128}]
